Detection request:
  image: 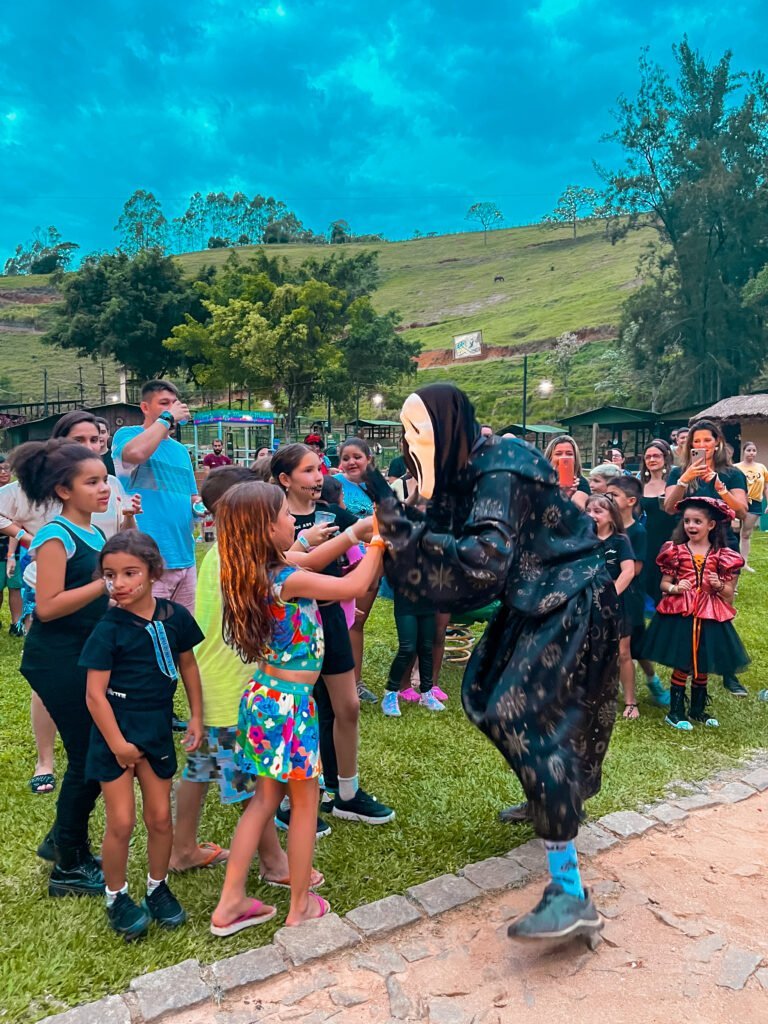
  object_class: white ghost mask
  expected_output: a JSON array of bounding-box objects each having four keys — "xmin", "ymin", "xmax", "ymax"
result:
[{"xmin": 400, "ymin": 393, "xmax": 436, "ymax": 500}]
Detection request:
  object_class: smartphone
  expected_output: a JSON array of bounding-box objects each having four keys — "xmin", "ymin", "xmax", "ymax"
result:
[
  {"xmin": 690, "ymin": 448, "xmax": 705, "ymax": 462},
  {"xmin": 557, "ymin": 455, "xmax": 575, "ymax": 489}
]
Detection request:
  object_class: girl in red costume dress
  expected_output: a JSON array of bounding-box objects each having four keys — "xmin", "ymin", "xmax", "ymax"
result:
[{"xmin": 643, "ymin": 497, "xmax": 749, "ymax": 731}]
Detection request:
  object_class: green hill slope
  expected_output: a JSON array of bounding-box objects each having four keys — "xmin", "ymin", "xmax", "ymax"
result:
[{"xmin": 0, "ymin": 221, "xmax": 648, "ymax": 414}]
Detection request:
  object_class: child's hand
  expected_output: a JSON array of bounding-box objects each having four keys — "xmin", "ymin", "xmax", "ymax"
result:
[
  {"xmin": 303, "ymin": 524, "xmax": 337, "ymax": 547},
  {"xmin": 123, "ymin": 493, "xmax": 143, "ymax": 517},
  {"xmin": 706, "ymin": 572, "xmax": 724, "ymax": 590},
  {"xmin": 183, "ymin": 717, "xmax": 203, "ymax": 753},
  {"xmin": 115, "ymin": 742, "xmax": 144, "ymax": 768},
  {"xmin": 353, "ymin": 516, "xmax": 375, "ymax": 542},
  {"xmin": 677, "ymin": 579, "xmax": 693, "ymax": 592}
]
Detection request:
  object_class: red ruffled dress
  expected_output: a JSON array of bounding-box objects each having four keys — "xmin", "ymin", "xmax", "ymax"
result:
[{"xmin": 642, "ymin": 542, "xmax": 749, "ymax": 675}]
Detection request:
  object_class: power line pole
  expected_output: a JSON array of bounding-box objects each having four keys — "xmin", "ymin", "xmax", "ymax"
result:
[
  {"xmin": 43, "ymin": 369, "xmax": 49, "ymax": 417},
  {"xmin": 78, "ymin": 366, "xmax": 85, "ymax": 406},
  {"xmin": 99, "ymin": 362, "xmax": 107, "ymax": 405}
]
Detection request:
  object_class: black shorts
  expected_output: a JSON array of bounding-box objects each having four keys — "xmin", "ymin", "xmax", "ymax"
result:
[
  {"xmin": 319, "ymin": 602, "xmax": 355, "ymax": 676},
  {"xmin": 748, "ymin": 500, "xmax": 762, "ymax": 516},
  {"xmin": 86, "ymin": 706, "xmax": 177, "ymax": 783}
]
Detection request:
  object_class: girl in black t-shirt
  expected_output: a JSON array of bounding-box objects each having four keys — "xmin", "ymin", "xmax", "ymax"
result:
[
  {"xmin": 586, "ymin": 494, "xmax": 639, "ymax": 719},
  {"xmin": 82, "ymin": 531, "xmax": 204, "ymax": 940}
]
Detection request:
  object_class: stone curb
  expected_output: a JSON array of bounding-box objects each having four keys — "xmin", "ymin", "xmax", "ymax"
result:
[{"xmin": 38, "ymin": 752, "xmax": 768, "ymax": 1024}]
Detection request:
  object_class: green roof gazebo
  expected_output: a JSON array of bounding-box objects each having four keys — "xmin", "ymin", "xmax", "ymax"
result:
[{"xmin": 558, "ymin": 405, "xmax": 658, "ymax": 469}]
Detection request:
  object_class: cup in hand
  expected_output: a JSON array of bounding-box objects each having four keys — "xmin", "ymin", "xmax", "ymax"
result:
[{"xmin": 315, "ymin": 510, "xmax": 337, "ymax": 527}]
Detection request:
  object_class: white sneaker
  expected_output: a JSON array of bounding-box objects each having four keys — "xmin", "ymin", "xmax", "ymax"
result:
[
  {"xmin": 419, "ymin": 690, "xmax": 446, "ymax": 712},
  {"xmin": 382, "ymin": 691, "xmax": 401, "ymax": 717}
]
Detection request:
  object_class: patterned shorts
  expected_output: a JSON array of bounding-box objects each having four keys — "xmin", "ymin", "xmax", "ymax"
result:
[
  {"xmin": 236, "ymin": 669, "xmax": 320, "ymax": 783},
  {"xmin": 182, "ymin": 725, "xmax": 256, "ymax": 804}
]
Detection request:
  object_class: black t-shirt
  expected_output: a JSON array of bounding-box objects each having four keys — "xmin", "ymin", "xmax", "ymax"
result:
[
  {"xmin": 388, "ymin": 455, "xmax": 407, "ymax": 478},
  {"xmin": 293, "ymin": 502, "xmax": 358, "ymax": 579},
  {"xmin": 79, "ymin": 598, "xmax": 204, "ymax": 709},
  {"xmin": 600, "ymin": 533, "xmax": 635, "ymax": 583},
  {"xmin": 577, "ymin": 476, "xmax": 591, "ymax": 495},
  {"xmin": 626, "ymin": 520, "xmax": 647, "ymax": 565},
  {"xmin": 667, "ymin": 464, "xmax": 747, "ymax": 500}
]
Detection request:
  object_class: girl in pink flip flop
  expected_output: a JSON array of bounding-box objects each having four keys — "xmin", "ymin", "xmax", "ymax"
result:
[{"xmin": 210, "ymin": 481, "xmax": 385, "ymax": 935}]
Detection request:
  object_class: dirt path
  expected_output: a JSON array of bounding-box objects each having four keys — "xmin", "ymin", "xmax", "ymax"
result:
[{"xmin": 170, "ymin": 794, "xmax": 768, "ymax": 1024}]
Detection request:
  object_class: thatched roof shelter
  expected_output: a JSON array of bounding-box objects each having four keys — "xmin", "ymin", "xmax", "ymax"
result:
[{"xmin": 693, "ymin": 395, "xmax": 768, "ymax": 424}]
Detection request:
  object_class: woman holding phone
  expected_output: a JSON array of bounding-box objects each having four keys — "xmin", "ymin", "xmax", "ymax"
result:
[{"xmin": 544, "ymin": 435, "xmax": 590, "ymax": 510}]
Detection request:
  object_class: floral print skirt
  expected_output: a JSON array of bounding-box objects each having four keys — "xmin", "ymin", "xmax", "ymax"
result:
[
  {"xmin": 462, "ymin": 575, "xmax": 619, "ymax": 842},
  {"xmin": 236, "ymin": 668, "xmax": 320, "ymax": 782}
]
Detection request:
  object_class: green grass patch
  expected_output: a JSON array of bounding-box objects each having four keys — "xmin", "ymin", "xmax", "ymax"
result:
[{"xmin": 1, "ymin": 534, "xmax": 767, "ymax": 1020}]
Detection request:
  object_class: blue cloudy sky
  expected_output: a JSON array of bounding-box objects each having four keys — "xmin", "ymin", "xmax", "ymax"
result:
[{"xmin": 1, "ymin": 1, "xmax": 766, "ymax": 260}]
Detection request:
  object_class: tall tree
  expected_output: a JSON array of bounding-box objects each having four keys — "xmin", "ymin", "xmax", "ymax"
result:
[
  {"xmin": 44, "ymin": 249, "xmax": 207, "ymax": 379},
  {"xmin": 3, "ymin": 225, "xmax": 79, "ymax": 275},
  {"xmin": 547, "ymin": 331, "xmax": 581, "ymax": 410},
  {"xmin": 114, "ymin": 190, "xmax": 167, "ymax": 255},
  {"xmin": 465, "ymin": 202, "xmax": 503, "ymax": 245},
  {"xmin": 544, "ymin": 185, "xmax": 599, "ymax": 238},
  {"xmin": 602, "ymin": 40, "xmax": 768, "ymax": 404}
]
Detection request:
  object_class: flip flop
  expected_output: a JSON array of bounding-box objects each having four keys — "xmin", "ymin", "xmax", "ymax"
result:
[
  {"xmin": 210, "ymin": 899, "xmax": 276, "ymax": 937},
  {"xmin": 170, "ymin": 842, "xmax": 228, "ymax": 872},
  {"xmin": 29, "ymin": 773, "xmax": 56, "ymax": 794},
  {"xmin": 399, "ymin": 687, "xmax": 420, "ymax": 701},
  {"xmin": 259, "ymin": 868, "xmax": 325, "ymax": 890},
  {"xmin": 286, "ymin": 892, "xmax": 331, "ymax": 927},
  {"xmin": 432, "ymin": 687, "xmax": 448, "ymax": 701}
]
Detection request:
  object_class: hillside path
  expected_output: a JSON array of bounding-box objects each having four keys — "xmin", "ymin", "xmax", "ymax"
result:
[{"xmin": 168, "ymin": 792, "xmax": 768, "ymax": 1024}]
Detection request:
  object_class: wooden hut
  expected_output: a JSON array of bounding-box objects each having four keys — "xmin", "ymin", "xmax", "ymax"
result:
[{"xmin": 692, "ymin": 394, "xmax": 768, "ymax": 460}]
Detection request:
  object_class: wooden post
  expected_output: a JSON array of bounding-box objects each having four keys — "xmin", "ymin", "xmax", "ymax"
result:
[{"xmin": 591, "ymin": 421, "xmax": 598, "ymax": 469}]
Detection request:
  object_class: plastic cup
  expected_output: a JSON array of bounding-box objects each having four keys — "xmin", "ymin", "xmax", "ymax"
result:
[{"xmin": 315, "ymin": 511, "xmax": 337, "ymax": 527}]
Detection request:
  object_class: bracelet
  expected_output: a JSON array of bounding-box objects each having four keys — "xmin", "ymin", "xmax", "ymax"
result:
[
  {"xmin": 369, "ymin": 536, "xmax": 386, "ymax": 550},
  {"xmin": 344, "ymin": 526, "xmax": 358, "ymax": 545},
  {"xmin": 297, "ymin": 534, "xmax": 311, "ymax": 551}
]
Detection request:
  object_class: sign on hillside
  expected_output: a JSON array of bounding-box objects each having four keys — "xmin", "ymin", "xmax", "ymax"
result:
[{"xmin": 453, "ymin": 330, "xmax": 483, "ymax": 359}]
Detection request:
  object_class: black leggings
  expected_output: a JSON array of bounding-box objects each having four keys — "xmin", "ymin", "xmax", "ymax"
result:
[
  {"xmin": 23, "ymin": 665, "xmax": 101, "ymax": 856},
  {"xmin": 386, "ymin": 610, "xmax": 436, "ymax": 693},
  {"xmin": 313, "ymin": 676, "xmax": 338, "ymax": 793}
]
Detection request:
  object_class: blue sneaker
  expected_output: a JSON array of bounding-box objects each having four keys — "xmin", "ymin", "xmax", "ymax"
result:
[
  {"xmin": 646, "ymin": 675, "xmax": 670, "ymax": 708},
  {"xmin": 507, "ymin": 882, "xmax": 602, "ymax": 940},
  {"xmin": 382, "ymin": 691, "xmax": 401, "ymax": 717}
]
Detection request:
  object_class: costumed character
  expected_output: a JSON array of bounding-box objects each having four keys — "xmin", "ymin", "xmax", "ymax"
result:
[{"xmin": 373, "ymin": 384, "xmax": 620, "ymax": 942}]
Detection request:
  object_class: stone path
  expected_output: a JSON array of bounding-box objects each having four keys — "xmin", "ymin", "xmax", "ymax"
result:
[{"xmin": 158, "ymin": 783, "xmax": 768, "ymax": 1024}]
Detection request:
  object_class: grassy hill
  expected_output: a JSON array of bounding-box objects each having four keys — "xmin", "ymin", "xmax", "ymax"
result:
[{"xmin": 0, "ymin": 221, "xmax": 650, "ymax": 417}]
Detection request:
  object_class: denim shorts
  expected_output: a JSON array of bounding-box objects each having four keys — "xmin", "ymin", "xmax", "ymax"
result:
[{"xmin": 182, "ymin": 725, "xmax": 256, "ymax": 804}]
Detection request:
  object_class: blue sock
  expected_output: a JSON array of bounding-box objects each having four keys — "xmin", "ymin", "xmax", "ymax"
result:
[{"xmin": 544, "ymin": 840, "xmax": 584, "ymax": 899}]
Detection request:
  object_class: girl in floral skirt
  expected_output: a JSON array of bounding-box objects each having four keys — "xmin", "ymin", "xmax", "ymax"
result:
[{"xmin": 210, "ymin": 481, "xmax": 384, "ymax": 935}]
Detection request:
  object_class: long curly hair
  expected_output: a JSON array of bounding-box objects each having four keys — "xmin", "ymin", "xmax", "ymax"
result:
[{"xmin": 216, "ymin": 481, "xmax": 286, "ymax": 663}]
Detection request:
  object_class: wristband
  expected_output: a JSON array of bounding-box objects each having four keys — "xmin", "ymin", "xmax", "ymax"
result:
[
  {"xmin": 297, "ymin": 534, "xmax": 311, "ymax": 551},
  {"xmin": 158, "ymin": 411, "xmax": 174, "ymax": 429},
  {"xmin": 16, "ymin": 529, "xmax": 26, "ymax": 541},
  {"xmin": 344, "ymin": 526, "xmax": 358, "ymax": 545}
]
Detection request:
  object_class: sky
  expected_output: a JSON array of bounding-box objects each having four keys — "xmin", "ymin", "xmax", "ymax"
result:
[{"xmin": 1, "ymin": 1, "xmax": 767, "ymax": 261}]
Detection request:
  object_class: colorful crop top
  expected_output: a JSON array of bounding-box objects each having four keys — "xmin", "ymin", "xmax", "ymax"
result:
[{"xmin": 264, "ymin": 565, "xmax": 324, "ymax": 673}]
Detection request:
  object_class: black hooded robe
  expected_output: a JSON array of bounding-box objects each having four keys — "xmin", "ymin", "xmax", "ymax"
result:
[{"xmin": 379, "ymin": 432, "xmax": 619, "ymax": 843}]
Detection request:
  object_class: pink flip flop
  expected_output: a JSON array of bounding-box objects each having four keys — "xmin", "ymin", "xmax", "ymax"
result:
[
  {"xmin": 210, "ymin": 899, "xmax": 277, "ymax": 937},
  {"xmin": 433, "ymin": 687, "xmax": 448, "ymax": 701},
  {"xmin": 400, "ymin": 687, "xmax": 420, "ymax": 702}
]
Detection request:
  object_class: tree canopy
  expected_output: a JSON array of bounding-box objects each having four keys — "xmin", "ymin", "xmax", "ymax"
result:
[
  {"xmin": 465, "ymin": 202, "xmax": 503, "ymax": 245},
  {"xmin": 602, "ymin": 39, "xmax": 768, "ymax": 407},
  {"xmin": 3, "ymin": 226, "xmax": 79, "ymax": 275}
]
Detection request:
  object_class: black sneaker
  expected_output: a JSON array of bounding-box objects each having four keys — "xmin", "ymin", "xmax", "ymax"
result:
[
  {"xmin": 49, "ymin": 852, "xmax": 105, "ymax": 897},
  {"xmin": 499, "ymin": 801, "xmax": 532, "ymax": 824},
  {"xmin": 319, "ymin": 791, "xmax": 336, "ymax": 815},
  {"xmin": 37, "ymin": 830, "xmax": 56, "ymax": 862},
  {"xmin": 172, "ymin": 715, "xmax": 189, "ymax": 732},
  {"xmin": 722, "ymin": 675, "xmax": 748, "ymax": 697},
  {"xmin": 142, "ymin": 880, "xmax": 186, "ymax": 929},
  {"xmin": 107, "ymin": 892, "xmax": 150, "ymax": 941},
  {"xmin": 274, "ymin": 805, "xmax": 332, "ymax": 839},
  {"xmin": 332, "ymin": 788, "xmax": 395, "ymax": 825},
  {"xmin": 8, "ymin": 621, "xmax": 24, "ymax": 637}
]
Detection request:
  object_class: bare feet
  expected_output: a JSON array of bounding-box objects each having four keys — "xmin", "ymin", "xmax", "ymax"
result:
[
  {"xmin": 623, "ymin": 703, "xmax": 640, "ymax": 720},
  {"xmin": 286, "ymin": 892, "xmax": 330, "ymax": 927},
  {"xmin": 170, "ymin": 841, "xmax": 228, "ymax": 872}
]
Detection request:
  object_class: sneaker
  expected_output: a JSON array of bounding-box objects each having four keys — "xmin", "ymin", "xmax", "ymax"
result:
[
  {"xmin": 356, "ymin": 682, "xmax": 379, "ymax": 704},
  {"xmin": 319, "ymin": 791, "xmax": 336, "ymax": 815},
  {"xmin": 37, "ymin": 830, "xmax": 56, "ymax": 862},
  {"xmin": 8, "ymin": 621, "xmax": 24, "ymax": 637},
  {"xmin": 665, "ymin": 712, "xmax": 694, "ymax": 731},
  {"xmin": 499, "ymin": 801, "xmax": 532, "ymax": 824},
  {"xmin": 646, "ymin": 675, "xmax": 670, "ymax": 708},
  {"xmin": 759, "ymin": 689, "xmax": 768, "ymax": 702},
  {"xmin": 142, "ymin": 880, "xmax": 187, "ymax": 928},
  {"xmin": 332, "ymin": 788, "xmax": 396, "ymax": 824},
  {"xmin": 418, "ymin": 689, "xmax": 446, "ymax": 712},
  {"xmin": 507, "ymin": 882, "xmax": 602, "ymax": 940},
  {"xmin": 274, "ymin": 806, "xmax": 332, "ymax": 839},
  {"xmin": 381, "ymin": 691, "xmax": 401, "ymax": 717},
  {"xmin": 172, "ymin": 715, "xmax": 189, "ymax": 732},
  {"xmin": 722, "ymin": 676, "xmax": 748, "ymax": 697},
  {"xmin": 107, "ymin": 892, "xmax": 150, "ymax": 941},
  {"xmin": 49, "ymin": 852, "xmax": 105, "ymax": 897}
]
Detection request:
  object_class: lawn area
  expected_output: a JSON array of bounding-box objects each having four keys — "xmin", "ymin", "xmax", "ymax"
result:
[{"xmin": 2, "ymin": 535, "xmax": 768, "ymax": 1022}]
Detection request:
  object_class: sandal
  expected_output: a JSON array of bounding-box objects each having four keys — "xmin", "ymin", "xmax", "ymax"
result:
[
  {"xmin": 210, "ymin": 898, "xmax": 276, "ymax": 937},
  {"xmin": 29, "ymin": 773, "xmax": 56, "ymax": 794},
  {"xmin": 259, "ymin": 868, "xmax": 325, "ymax": 890},
  {"xmin": 170, "ymin": 842, "xmax": 228, "ymax": 872},
  {"xmin": 623, "ymin": 703, "xmax": 640, "ymax": 720},
  {"xmin": 286, "ymin": 892, "xmax": 331, "ymax": 927}
]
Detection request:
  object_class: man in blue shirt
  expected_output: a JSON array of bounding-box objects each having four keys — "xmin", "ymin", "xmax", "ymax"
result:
[{"xmin": 112, "ymin": 380, "xmax": 198, "ymax": 612}]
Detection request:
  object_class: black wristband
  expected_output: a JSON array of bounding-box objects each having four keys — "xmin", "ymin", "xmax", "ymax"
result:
[{"xmin": 158, "ymin": 411, "xmax": 174, "ymax": 429}]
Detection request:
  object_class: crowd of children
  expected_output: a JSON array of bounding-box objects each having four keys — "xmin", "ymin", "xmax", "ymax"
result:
[{"xmin": 0, "ymin": 406, "xmax": 759, "ymax": 943}]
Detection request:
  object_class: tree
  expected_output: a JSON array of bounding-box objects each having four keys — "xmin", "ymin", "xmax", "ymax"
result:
[
  {"xmin": 166, "ymin": 251, "xmax": 419, "ymax": 428},
  {"xmin": 601, "ymin": 40, "xmax": 768, "ymax": 404},
  {"xmin": 547, "ymin": 331, "xmax": 581, "ymax": 409},
  {"xmin": 329, "ymin": 220, "xmax": 351, "ymax": 244},
  {"xmin": 114, "ymin": 190, "xmax": 167, "ymax": 255},
  {"xmin": 544, "ymin": 185, "xmax": 599, "ymax": 238},
  {"xmin": 44, "ymin": 249, "xmax": 208, "ymax": 379},
  {"xmin": 3, "ymin": 226, "xmax": 79, "ymax": 275},
  {"xmin": 465, "ymin": 202, "xmax": 503, "ymax": 245}
]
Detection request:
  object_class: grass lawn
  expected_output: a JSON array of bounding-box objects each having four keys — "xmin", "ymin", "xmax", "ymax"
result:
[{"xmin": 2, "ymin": 535, "xmax": 768, "ymax": 1021}]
